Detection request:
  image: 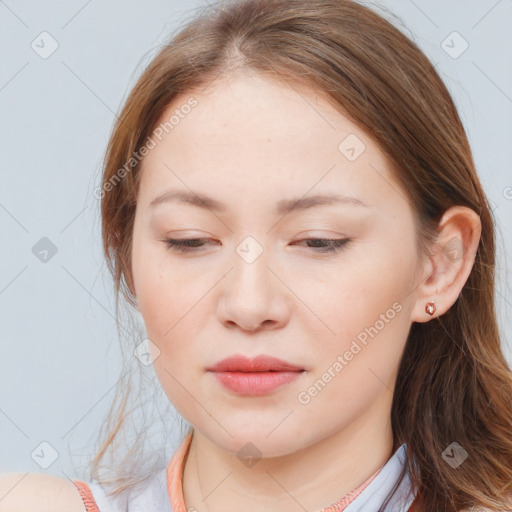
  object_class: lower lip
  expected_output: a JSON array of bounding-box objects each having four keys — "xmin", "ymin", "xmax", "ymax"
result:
[{"xmin": 210, "ymin": 371, "xmax": 303, "ymax": 395}]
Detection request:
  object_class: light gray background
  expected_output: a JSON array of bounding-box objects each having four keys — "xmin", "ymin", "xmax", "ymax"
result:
[{"xmin": 1, "ymin": 0, "xmax": 511, "ymax": 482}]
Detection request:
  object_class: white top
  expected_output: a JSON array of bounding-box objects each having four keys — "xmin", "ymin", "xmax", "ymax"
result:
[{"xmin": 86, "ymin": 442, "xmax": 415, "ymax": 511}]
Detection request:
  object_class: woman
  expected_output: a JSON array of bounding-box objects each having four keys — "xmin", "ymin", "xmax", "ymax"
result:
[{"xmin": 2, "ymin": 0, "xmax": 511, "ymax": 510}]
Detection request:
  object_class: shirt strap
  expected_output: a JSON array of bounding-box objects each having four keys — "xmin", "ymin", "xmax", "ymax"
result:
[{"xmin": 73, "ymin": 480, "xmax": 100, "ymax": 512}]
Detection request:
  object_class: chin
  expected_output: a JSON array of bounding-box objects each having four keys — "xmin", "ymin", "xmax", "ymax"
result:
[{"xmin": 198, "ymin": 422, "xmax": 309, "ymax": 460}]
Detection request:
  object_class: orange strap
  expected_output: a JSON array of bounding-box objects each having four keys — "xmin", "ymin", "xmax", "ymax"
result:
[
  {"xmin": 320, "ymin": 465, "xmax": 381, "ymax": 511},
  {"xmin": 72, "ymin": 475, "xmax": 417, "ymax": 512},
  {"xmin": 72, "ymin": 480, "xmax": 100, "ymax": 512}
]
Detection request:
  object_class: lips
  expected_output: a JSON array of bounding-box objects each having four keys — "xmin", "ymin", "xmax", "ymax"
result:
[
  {"xmin": 207, "ymin": 354, "xmax": 305, "ymax": 395},
  {"xmin": 207, "ymin": 354, "xmax": 304, "ymax": 373}
]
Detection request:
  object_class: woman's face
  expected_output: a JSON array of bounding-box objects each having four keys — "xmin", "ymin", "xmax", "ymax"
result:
[{"xmin": 131, "ymin": 69, "xmax": 424, "ymax": 456}]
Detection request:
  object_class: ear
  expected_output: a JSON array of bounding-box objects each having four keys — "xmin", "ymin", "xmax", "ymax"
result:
[{"xmin": 411, "ymin": 206, "xmax": 481, "ymax": 323}]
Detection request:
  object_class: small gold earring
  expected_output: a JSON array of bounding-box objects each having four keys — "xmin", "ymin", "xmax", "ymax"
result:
[{"xmin": 425, "ymin": 302, "xmax": 436, "ymax": 316}]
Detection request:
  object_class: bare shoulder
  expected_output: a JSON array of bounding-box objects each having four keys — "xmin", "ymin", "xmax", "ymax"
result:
[{"xmin": 0, "ymin": 472, "xmax": 86, "ymax": 512}]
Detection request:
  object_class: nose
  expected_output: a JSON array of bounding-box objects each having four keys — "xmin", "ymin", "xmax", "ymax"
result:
[{"xmin": 216, "ymin": 247, "xmax": 291, "ymax": 333}]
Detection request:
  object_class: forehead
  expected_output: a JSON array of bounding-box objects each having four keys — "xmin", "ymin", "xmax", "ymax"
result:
[
  {"xmin": 150, "ymin": 69, "xmax": 365, "ymax": 155},
  {"xmin": 138, "ymin": 70, "xmax": 405, "ymax": 212}
]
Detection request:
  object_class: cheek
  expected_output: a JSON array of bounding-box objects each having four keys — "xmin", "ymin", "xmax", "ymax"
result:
[
  {"xmin": 137, "ymin": 272, "xmax": 203, "ymax": 346},
  {"xmin": 297, "ymin": 278, "xmax": 411, "ymax": 423},
  {"xmin": 135, "ymin": 258, "xmax": 205, "ymax": 411},
  {"xmin": 132, "ymin": 247, "xmax": 214, "ymax": 387},
  {"xmin": 132, "ymin": 240, "xmax": 198, "ymax": 337},
  {"xmin": 310, "ymin": 241, "xmax": 416, "ymax": 367}
]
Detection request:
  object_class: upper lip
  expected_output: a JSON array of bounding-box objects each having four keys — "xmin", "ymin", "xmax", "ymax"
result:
[{"xmin": 207, "ymin": 354, "xmax": 304, "ymax": 372}]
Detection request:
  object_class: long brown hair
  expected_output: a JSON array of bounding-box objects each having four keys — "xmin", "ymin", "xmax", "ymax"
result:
[{"xmin": 91, "ymin": 0, "xmax": 512, "ymax": 509}]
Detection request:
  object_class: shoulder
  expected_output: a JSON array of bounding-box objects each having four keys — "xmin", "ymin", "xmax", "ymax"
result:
[{"xmin": 0, "ymin": 472, "xmax": 86, "ymax": 512}]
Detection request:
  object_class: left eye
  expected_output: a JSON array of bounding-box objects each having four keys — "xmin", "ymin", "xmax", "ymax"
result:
[
  {"xmin": 162, "ymin": 238, "xmax": 351, "ymax": 254},
  {"xmin": 163, "ymin": 238, "xmax": 214, "ymax": 253},
  {"xmin": 291, "ymin": 238, "xmax": 351, "ymax": 253}
]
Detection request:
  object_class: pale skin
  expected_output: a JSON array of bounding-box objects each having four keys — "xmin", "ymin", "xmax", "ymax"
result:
[
  {"xmin": 0, "ymin": 71, "xmax": 484, "ymax": 512},
  {"xmin": 126, "ymin": 68, "xmax": 481, "ymax": 512}
]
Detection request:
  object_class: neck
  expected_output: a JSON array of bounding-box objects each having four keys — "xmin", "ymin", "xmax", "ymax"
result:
[{"xmin": 182, "ymin": 391, "xmax": 395, "ymax": 512}]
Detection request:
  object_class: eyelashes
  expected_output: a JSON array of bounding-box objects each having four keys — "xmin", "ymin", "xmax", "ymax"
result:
[{"xmin": 162, "ymin": 237, "xmax": 351, "ymax": 254}]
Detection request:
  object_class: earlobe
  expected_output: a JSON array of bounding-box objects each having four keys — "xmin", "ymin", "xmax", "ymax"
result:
[{"xmin": 411, "ymin": 206, "xmax": 481, "ymax": 323}]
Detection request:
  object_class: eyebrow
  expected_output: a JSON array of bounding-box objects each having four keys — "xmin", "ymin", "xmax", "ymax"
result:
[{"xmin": 149, "ymin": 190, "xmax": 370, "ymax": 215}]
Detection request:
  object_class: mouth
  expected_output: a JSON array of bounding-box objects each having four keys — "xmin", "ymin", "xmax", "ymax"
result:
[
  {"xmin": 207, "ymin": 354, "xmax": 305, "ymax": 395},
  {"xmin": 207, "ymin": 354, "xmax": 304, "ymax": 373}
]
